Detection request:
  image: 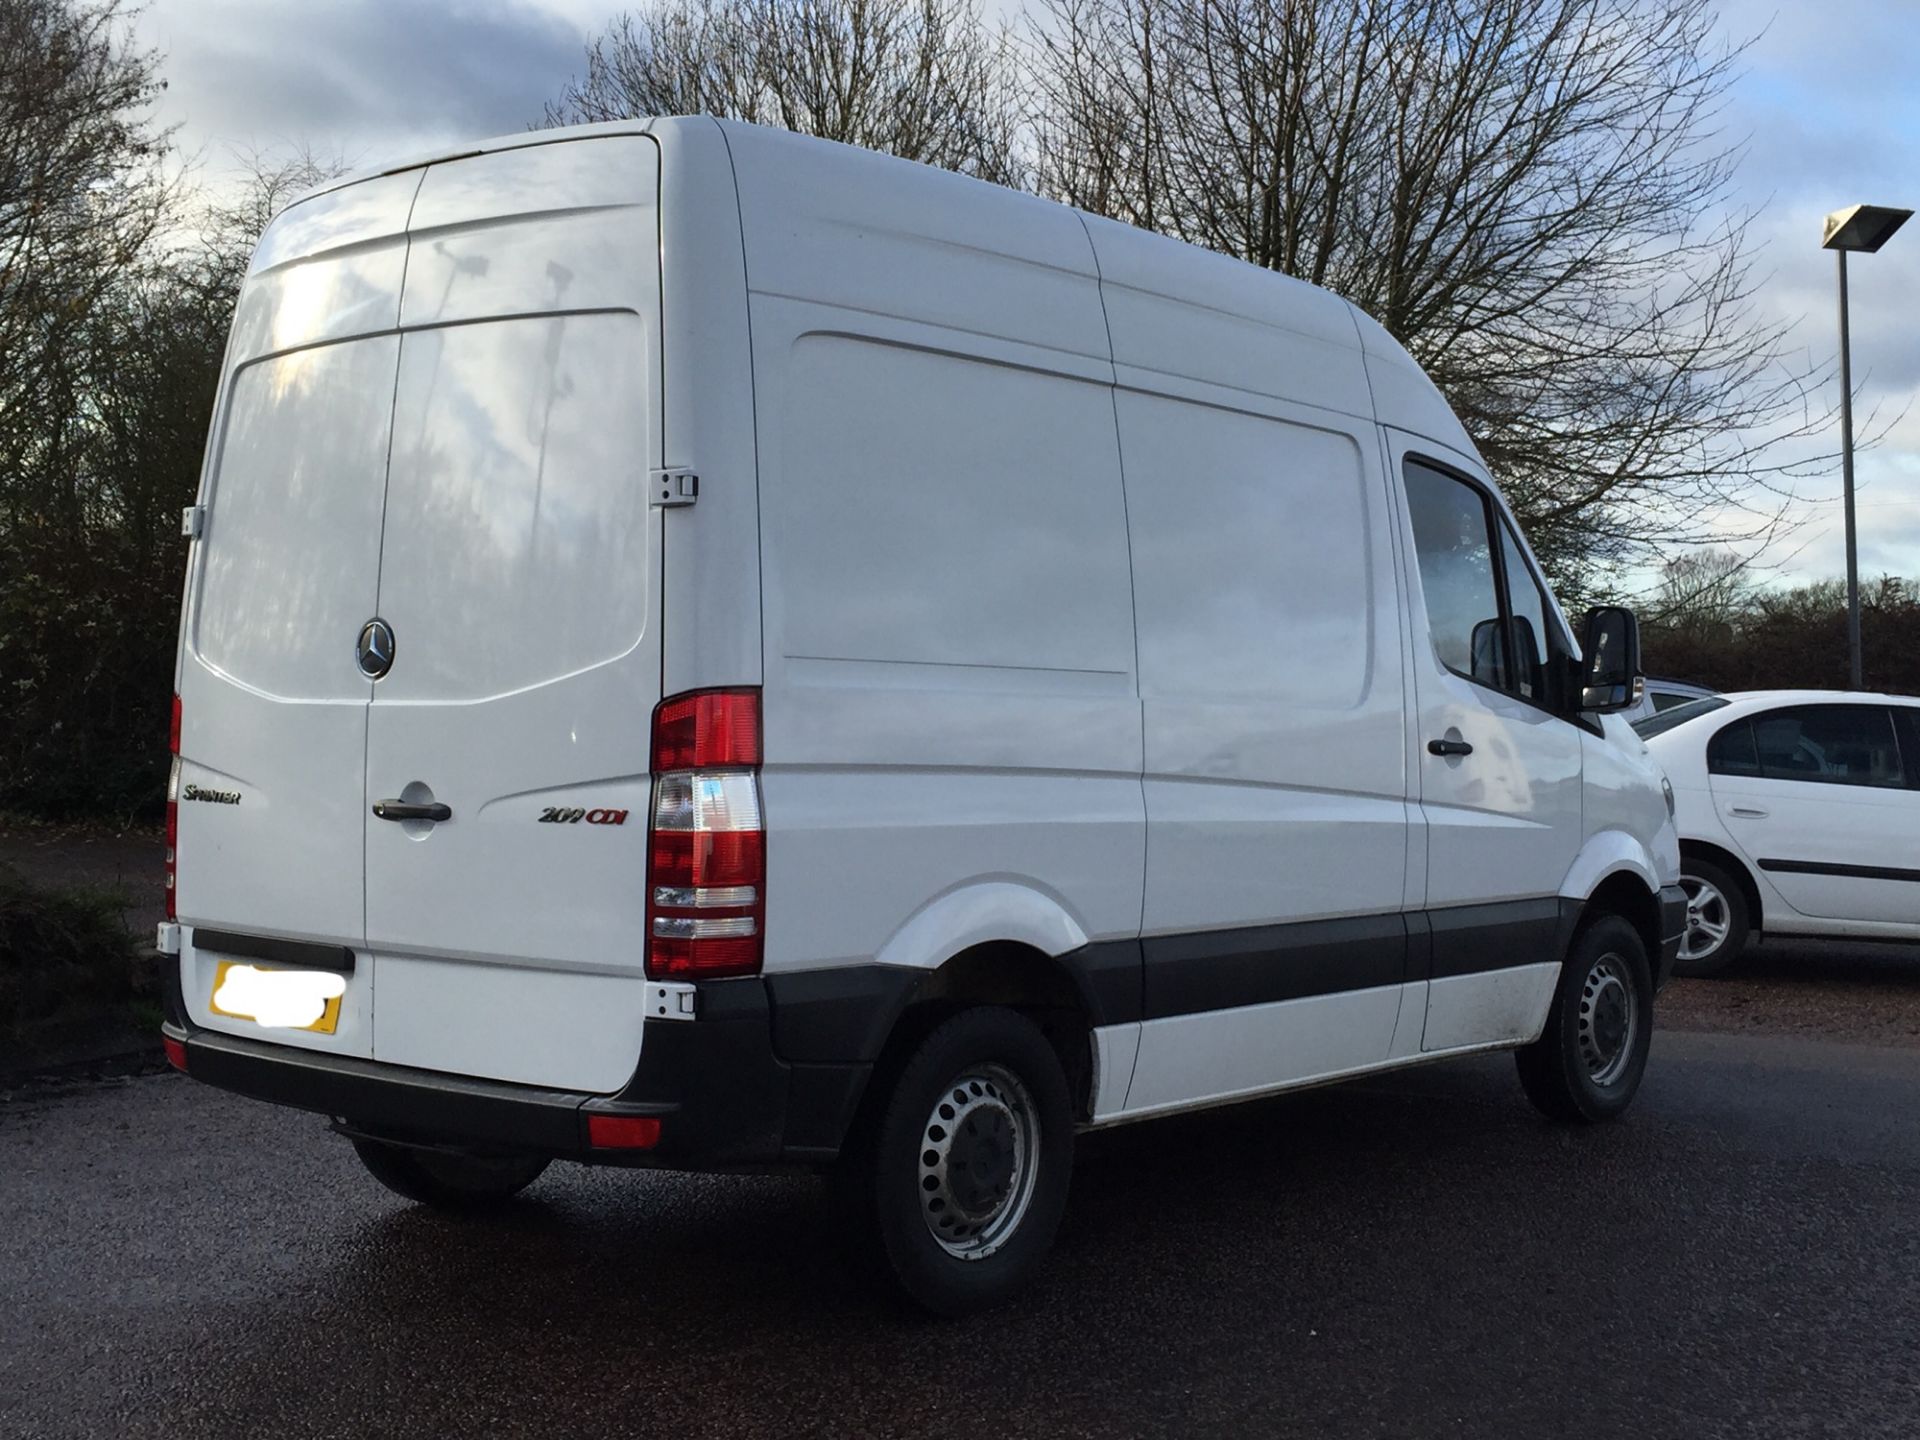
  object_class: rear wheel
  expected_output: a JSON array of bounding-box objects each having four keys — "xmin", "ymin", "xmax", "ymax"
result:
[
  {"xmin": 350, "ymin": 1137, "xmax": 549, "ymax": 1210},
  {"xmin": 1516, "ymin": 913, "xmax": 1653, "ymax": 1123},
  {"xmin": 835, "ymin": 1006, "xmax": 1074, "ymax": 1316},
  {"xmin": 1673, "ymin": 857, "xmax": 1751, "ymax": 977}
]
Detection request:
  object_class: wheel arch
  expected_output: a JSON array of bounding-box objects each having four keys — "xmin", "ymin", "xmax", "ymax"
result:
[
  {"xmin": 1576, "ymin": 869, "xmax": 1663, "ymax": 965},
  {"xmin": 854, "ymin": 940, "xmax": 1104, "ymax": 1146},
  {"xmin": 1677, "ymin": 838, "xmax": 1764, "ymax": 932}
]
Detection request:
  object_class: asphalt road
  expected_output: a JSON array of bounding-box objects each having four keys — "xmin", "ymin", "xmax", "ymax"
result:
[{"xmin": 6, "ymin": 1018, "xmax": 1920, "ymax": 1440}]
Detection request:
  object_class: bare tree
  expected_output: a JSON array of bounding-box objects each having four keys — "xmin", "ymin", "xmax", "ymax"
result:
[
  {"xmin": 1027, "ymin": 0, "xmax": 1833, "ymax": 590},
  {"xmin": 0, "ymin": 0, "xmax": 172, "ymax": 492},
  {"xmin": 191, "ymin": 143, "xmax": 347, "ymax": 294},
  {"xmin": 0, "ymin": 139, "xmax": 341, "ymax": 820},
  {"xmin": 1646, "ymin": 547, "xmax": 1754, "ymax": 628},
  {"xmin": 546, "ymin": 0, "xmax": 1025, "ymax": 185}
]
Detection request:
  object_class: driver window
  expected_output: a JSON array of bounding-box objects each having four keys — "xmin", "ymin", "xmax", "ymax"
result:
[
  {"xmin": 1498, "ymin": 521, "xmax": 1551, "ymax": 704},
  {"xmin": 1404, "ymin": 461, "xmax": 1505, "ymax": 688},
  {"xmin": 1406, "ymin": 460, "xmax": 1553, "ymax": 707}
]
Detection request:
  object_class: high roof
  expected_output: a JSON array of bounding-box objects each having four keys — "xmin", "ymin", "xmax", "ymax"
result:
[{"xmin": 285, "ymin": 115, "xmax": 1476, "ymax": 455}]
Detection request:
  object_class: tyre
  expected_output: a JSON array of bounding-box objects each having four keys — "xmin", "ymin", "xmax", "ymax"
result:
[
  {"xmin": 1672, "ymin": 856, "xmax": 1751, "ymax": 978},
  {"xmin": 835, "ymin": 1006, "xmax": 1074, "ymax": 1317},
  {"xmin": 350, "ymin": 1136, "xmax": 550, "ymax": 1211},
  {"xmin": 1516, "ymin": 913, "xmax": 1654, "ymax": 1124}
]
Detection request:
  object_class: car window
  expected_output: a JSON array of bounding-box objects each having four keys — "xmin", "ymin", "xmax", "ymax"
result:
[
  {"xmin": 1893, "ymin": 708, "xmax": 1920, "ymax": 792},
  {"xmin": 1405, "ymin": 461, "xmax": 1505, "ymax": 688},
  {"xmin": 1405, "ymin": 460, "xmax": 1559, "ymax": 707},
  {"xmin": 1707, "ymin": 718, "xmax": 1760, "ymax": 775},
  {"xmin": 1743, "ymin": 705, "xmax": 1904, "ymax": 789},
  {"xmin": 1634, "ymin": 695, "xmax": 1729, "ymax": 739},
  {"xmin": 1651, "ymin": 689, "xmax": 1705, "ymax": 712},
  {"xmin": 1498, "ymin": 521, "xmax": 1551, "ymax": 704}
]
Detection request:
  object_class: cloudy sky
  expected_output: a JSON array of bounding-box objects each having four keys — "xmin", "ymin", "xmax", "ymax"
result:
[{"xmin": 134, "ymin": 0, "xmax": 1920, "ymax": 587}]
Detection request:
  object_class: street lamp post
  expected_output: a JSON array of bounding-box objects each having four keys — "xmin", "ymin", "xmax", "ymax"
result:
[{"xmin": 1821, "ymin": 203, "xmax": 1912, "ymax": 690}]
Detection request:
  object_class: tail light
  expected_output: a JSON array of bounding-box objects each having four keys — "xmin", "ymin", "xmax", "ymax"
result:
[
  {"xmin": 645, "ymin": 689, "xmax": 764, "ymax": 979},
  {"xmin": 165, "ymin": 693, "xmax": 181, "ymax": 922}
]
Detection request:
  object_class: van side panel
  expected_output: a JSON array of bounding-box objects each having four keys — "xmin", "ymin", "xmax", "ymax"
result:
[
  {"xmin": 723, "ymin": 124, "xmax": 1146, "ymax": 1024},
  {"xmin": 1082, "ymin": 214, "xmax": 1373, "ymax": 420},
  {"xmin": 1109, "ymin": 385, "xmax": 1414, "ymax": 1111},
  {"xmin": 751, "ymin": 321, "xmax": 1145, "ymax": 985}
]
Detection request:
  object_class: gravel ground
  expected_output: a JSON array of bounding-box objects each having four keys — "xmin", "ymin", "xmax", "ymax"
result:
[
  {"xmin": 8, "ymin": 1030, "xmax": 1920, "ymax": 1439},
  {"xmin": 1660, "ymin": 937, "xmax": 1920, "ymax": 1047}
]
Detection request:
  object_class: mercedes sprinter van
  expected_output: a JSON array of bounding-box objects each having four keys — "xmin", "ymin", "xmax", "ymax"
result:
[{"xmin": 160, "ymin": 117, "xmax": 1685, "ymax": 1314}]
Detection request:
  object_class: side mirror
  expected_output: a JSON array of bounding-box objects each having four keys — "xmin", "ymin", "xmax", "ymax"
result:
[
  {"xmin": 1469, "ymin": 617, "xmax": 1508, "ymax": 689},
  {"xmin": 1578, "ymin": 605, "xmax": 1643, "ymax": 713}
]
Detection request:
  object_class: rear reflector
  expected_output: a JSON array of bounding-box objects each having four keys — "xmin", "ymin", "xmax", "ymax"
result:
[
  {"xmin": 587, "ymin": 1114, "xmax": 662, "ymax": 1149},
  {"xmin": 162, "ymin": 1033, "xmax": 188, "ymax": 1073},
  {"xmin": 646, "ymin": 689, "xmax": 765, "ymax": 981}
]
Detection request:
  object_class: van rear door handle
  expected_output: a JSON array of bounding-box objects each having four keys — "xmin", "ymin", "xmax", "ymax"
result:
[
  {"xmin": 1728, "ymin": 805, "xmax": 1768, "ymax": 819},
  {"xmin": 373, "ymin": 801, "xmax": 452, "ymax": 822},
  {"xmin": 1427, "ymin": 738, "xmax": 1474, "ymax": 757}
]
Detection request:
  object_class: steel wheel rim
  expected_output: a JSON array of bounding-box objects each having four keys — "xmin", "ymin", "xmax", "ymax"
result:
[
  {"xmin": 1679, "ymin": 875, "xmax": 1731, "ymax": 962},
  {"xmin": 916, "ymin": 1062, "xmax": 1039, "ymax": 1261},
  {"xmin": 1577, "ymin": 953, "xmax": 1638, "ymax": 1087}
]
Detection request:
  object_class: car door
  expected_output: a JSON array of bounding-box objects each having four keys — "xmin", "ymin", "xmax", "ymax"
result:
[
  {"xmin": 1706, "ymin": 703, "xmax": 1920, "ymax": 926},
  {"xmin": 1391, "ymin": 440, "xmax": 1585, "ymax": 1050},
  {"xmin": 172, "ymin": 170, "xmax": 423, "ymax": 1061},
  {"xmin": 360, "ymin": 139, "xmax": 667, "ymax": 1094}
]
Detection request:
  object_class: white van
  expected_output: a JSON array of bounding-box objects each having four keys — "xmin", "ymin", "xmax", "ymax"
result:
[{"xmin": 159, "ymin": 117, "xmax": 1685, "ymax": 1314}]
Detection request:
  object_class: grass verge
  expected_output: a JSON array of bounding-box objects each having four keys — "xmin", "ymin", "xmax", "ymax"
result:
[{"xmin": 1, "ymin": 862, "xmax": 158, "ymax": 1070}]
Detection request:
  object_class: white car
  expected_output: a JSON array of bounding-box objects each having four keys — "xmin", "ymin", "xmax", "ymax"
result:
[
  {"xmin": 1639, "ymin": 690, "xmax": 1920, "ymax": 975},
  {"xmin": 158, "ymin": 117, "xmax": 1683, "ymax": 1314}
]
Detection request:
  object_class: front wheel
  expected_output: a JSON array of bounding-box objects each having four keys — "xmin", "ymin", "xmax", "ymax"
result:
[
  {"xmin": 1516, "ymin": 913, "xmax": 1653, "ymax": 1123},
  {"xmin": 835, "ymin": 1007, "xmax": 1074, "ymax": 1316},
  {"xmin": 350, "ymin": 1137, "xmax": 550, "ymax": 1211}
]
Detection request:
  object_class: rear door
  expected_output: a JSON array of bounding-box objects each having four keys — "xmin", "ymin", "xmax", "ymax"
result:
[
  {"xmin": 362, "ymin": 139, "xmax": 665, "ymax": 1093},
  {"xmin": 173, "ymin": 172, "xmax": 423, "ymax": 1059},
  {"xmin": 1707, "ymin": 703, "xmax": 1920, "ymax": 925}
]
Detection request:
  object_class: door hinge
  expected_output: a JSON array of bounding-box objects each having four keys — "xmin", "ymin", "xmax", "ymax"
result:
[
  {"xmin": 156, "ymin": 921, "xmax": 182, "ymax": 955},
  {"xmin": 650, "ymin": 469, "xmax": 699, "ymax": 509},
  {"xmin": 181, "ymin": 505, "xmax": 206, "ymax": 539},
  {"xmin": 643, "ymin": 980, "xmax": 698, "ymax": 1022}
]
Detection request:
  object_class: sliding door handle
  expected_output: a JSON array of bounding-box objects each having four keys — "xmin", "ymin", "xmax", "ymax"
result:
[
  {"xmin": 1427, "ymin": 738, "xmax": 1474, "ymax": 757},
  {"xmin": 373, "ymin": 800, "xmax": 451, "ymax": 823}
]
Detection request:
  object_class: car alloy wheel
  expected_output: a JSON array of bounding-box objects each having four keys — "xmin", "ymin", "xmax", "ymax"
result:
[{"xmin": 1679, "ymin": 874, "xmax": 1732, "ymax": 963}]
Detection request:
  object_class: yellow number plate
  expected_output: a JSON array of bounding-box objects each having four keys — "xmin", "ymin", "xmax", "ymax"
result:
[{"xmin": 209, "ymin": 960, "xmax": 345, "ymax": 1035}]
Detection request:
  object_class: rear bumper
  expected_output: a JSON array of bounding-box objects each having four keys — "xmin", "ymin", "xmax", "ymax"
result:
[
  {"xmin": 161, "ymin": 959, "xmax": 876, "ymax": 1168},
  {"xmin": 1655, "ymin": 883, "xmax": 1687, "ymax": 991}
]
